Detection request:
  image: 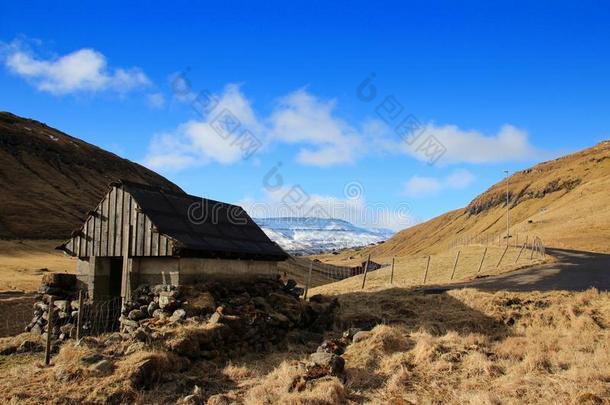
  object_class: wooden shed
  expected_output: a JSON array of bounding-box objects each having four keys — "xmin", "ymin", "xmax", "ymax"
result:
[{"xmin": 58, "ymin": 180, "xmax": 287, "ymax": 301}]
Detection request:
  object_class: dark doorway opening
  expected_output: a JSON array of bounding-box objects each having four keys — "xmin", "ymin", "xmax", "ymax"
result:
[
  {"xmin": 84, "ymin": 257, "xmax": 123, "ymax": 335},
  {"xmin": 109, "ymin": 257, "xmax": 123, "ymax": 298}
]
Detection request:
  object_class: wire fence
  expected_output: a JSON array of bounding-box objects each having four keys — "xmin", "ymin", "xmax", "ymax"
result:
[
  {"xmin": 279, "ymin": 256, "xmax": 386, "ymax": 289},
  {"xmin": 0, "ymin": 294, "xmax": 122, "ymax": 340},
  {"xmin": 0, "ymin": 302, "xmax": 35, "ymax": 338},
  {"xmin": 292, "ymin": 236, "xmax": 547, "ymax": 292},
  {"xmin": 79, "ymin": 296, "xmax": 122, "ymax": 336},
  {"xmin": 448, "ymin": 231, "xmax": 542, "ymax": 250}
]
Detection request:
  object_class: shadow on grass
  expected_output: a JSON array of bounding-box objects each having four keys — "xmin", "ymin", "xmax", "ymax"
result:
[
  {"xmin": 328, "ymin": 287, "xmax": 510, "ymax": 340},
  {"xmin": 431, "ymin": 248, "xmax": 610, "ymax": 292}
]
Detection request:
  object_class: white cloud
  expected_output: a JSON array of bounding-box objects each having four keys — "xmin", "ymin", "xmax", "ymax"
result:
[
  {"xmin": 144, "ymin": 81, "xmax": 543, "ymax": 171},
  {"xmin": 404, "ymin": 169, "xmax": 475, "ymax": 198},
  {"xmin": 403, "ymin": 176, "xmax": 443, "ymax": 197},
  {"xmin": 147, "ymin": 92, "xmax": 165, "ymax": 108},
  {"xmin": 146, "ymin": 86, "xmax": 365, "ymax": 170},
  {"xmin": 143, "ymin": 84, "xmax": 264, "ymax": 169},
  {"xmin": 446, "ymin": 168, "xmax": 475, "ymax": 188},
  {"xmin": 143, "ymin": 133, "xmax": 200, "ymax": 170},
  {"xmin": 3, "ymin": 42, "xmax": 150, "ymax": 95},
  {"xmin": 401, "ymin": 123, "xmax": 540, "ymax": 164},
  {"xmin": 269, "ymin": 89, "xmax": 362, "ymax": 166}
]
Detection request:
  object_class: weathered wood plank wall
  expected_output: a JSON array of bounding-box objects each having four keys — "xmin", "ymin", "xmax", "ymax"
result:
[{"xmin": 65, "ymin": 185, "xmax": 174, "ymax": 257}]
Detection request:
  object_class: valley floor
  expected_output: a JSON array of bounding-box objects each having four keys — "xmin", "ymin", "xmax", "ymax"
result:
[
  {"xmin": 0, "ymin": 240, "xmax": 74, "ymax": 292},
  {"xmin": 1, "ymin": 287, "xmax": 608, "ymax": 404},
  {"xmin": 1, "ymin": 242, "xmax": 609, "ymax": 403}
]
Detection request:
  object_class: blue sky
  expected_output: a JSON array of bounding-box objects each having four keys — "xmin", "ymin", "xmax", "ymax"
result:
[{"xmin": 1, "ymin": 1, "xmax": 609, "ymax": 231}]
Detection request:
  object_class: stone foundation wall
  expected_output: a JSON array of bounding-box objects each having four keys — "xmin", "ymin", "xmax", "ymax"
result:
[{"xmin": 76, "ymin": 257, "xmax": 112, "ymax": 300}]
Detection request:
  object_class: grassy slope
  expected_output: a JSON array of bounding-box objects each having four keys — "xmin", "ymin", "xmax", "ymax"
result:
[
  {"xmin": 316, "ymin": 140, "xmax": 610, "ymax": 268},
  {"xmin": 0, "ymin": 112, "xmax": 182, "ymax": 239}
]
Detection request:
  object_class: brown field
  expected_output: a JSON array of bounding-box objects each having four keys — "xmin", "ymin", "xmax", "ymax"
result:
[
  {"xmin": 0, "ymin": 237, "xmax": 605, "ymax": 404},
  {"xmin": 0, "ymin": 240, "xmax": 74, "ymax": 293},
  {"xmin": 310, "ymin": 245, "xmax": 548, "ymax": 296},
  {"xmin": 0, "ymin": 287, "xmax": 608, "ymax": 404}
]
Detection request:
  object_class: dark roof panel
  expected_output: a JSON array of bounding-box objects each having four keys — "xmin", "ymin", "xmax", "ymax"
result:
[{"xmin": 120, "ymin": 180, "xmax": 287, "ymax": 260}]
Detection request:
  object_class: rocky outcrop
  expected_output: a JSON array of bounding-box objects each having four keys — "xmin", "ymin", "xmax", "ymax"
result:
[{"xmin": 466, "ymin": 177, "xmax": 582, "ymax": 216}]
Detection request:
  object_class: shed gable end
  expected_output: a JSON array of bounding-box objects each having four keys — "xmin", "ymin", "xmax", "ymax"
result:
[{"xmin": 61, "ymin": 186, "xmax": 174, "ymax": 257}]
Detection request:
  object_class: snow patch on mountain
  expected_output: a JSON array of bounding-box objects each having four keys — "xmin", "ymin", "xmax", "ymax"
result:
[{"xmin": 253, "ymin": 217, "xmax": 394, "ymax": 254}]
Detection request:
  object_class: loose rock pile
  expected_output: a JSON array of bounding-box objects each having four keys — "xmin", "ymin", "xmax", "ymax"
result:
[
  {"xmin": 23, "ymin": 272, "xmax": 340, "ymax": 372},
  {"xmin": 119, "ymin": 284, "xmax": 189, "ymax": 334},
  {"xmin": 25, "ymin": 273, "xmax": 83, "ymax": 341},
  {"xmin": 300, "ymin": 328, "xmax": 362, "ymax": 381},
  {"xmin": 120, "ymin": 276, "xmax": 338, "ymax": 361}
]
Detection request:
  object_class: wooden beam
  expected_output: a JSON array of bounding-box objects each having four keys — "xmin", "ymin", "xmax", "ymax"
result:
[
  {"xmin": 515, "ymin": 243, "xmax": 526, "ymax": 263},
  {"xmin": 423, "ymin": 256, "xmax": 431, "ymax": 285},
  {"xmin": 121, "ymin": 223, "xmax": 132, "ymax": 303},
  {"xmin": 304, "ymin": 260, "xmax": 313, "ymax": 300},
  {"xmin": 450, "ymin": 250, "xmax": 461, "ymax": 280},
  {"xmin": 477, "ymin": 247, "xmax": 487, "ymax": 274},
  {"xmin": 121, "ymin": 187, "xmax": 133, "ymax": 302},
  {"xmin": 361, "ymin": 254, "xmax": 371, "ymax": 289},
  {"xmin": 497, "ymin": 245, "xmax": 509, "ymax": 268},
  {"xmin": 44, "ymin": 296, "xmax": 54, "ymax": 366}
]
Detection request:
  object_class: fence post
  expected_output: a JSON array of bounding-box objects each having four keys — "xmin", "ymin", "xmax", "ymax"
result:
[
  {"xmin": 496, "ymin": 245, "xmax": 509, "ymax": 268},
  {"xmin": 390, "ymin": 257, "xmax": 395, "ymax": 285},
  {"xmin": 477, "ymin": 247, "xmax": 487, "ymax": 275},
  {"xmin": 303, "ymin": 261, "xmax": 313, "ymax": 300},
  {"xmin": 45, "ymin": 296, "xmax": 54, "ymax": 366},
  {"xmin": 76, "ymin": 290, "xmax": 84, "ymax": 342},
  {"xmin": 423, "ymin": 256, "xmax": 431, "ymax": 285},
  {"xmin": 450, "ymin": 250, "xmax": 461, "ymax": 280},
  {"xmin": 515, "ymin": 242, "xmax": 526, "ymax": 263},
  {"xmin": 361, "ymin": 254, "xmax": 371, "ymax": 289},
  {"xmin": 530, "ymin": 239, "xmax": 536, "ymax": 260}
]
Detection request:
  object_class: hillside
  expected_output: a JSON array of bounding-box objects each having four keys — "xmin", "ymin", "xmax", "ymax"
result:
[
  {"xmin": 321, "ymin": 140, "xmax": 610, "ymax": 264},
  {"xmin": 0, "ymin": 112, "xmax": 182, "ymax": 239}
]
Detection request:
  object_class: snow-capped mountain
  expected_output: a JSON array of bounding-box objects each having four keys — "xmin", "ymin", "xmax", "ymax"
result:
[{"xmin": 253, "ymin": 217, "xmax": 394, "ymax": 254}]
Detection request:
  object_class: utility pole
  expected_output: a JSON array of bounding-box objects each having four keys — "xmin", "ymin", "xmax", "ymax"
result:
[{"xmin": 504, "ymin": 170, "xmax": 510, "ymax": 245}]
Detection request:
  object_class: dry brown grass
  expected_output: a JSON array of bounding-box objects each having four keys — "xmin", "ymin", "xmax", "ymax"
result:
[
  {"xmin": 326, "ymin": 287, "xmax": 610, "ymax": 404},
  {"xmin": 1, "ymin": 287, "xmax": 608, "ymax": 404},
  {"xmin": 233, "ymin": 287, "xmax": 610, "ymax": 404},
  {"xmin": 0, "ymin": 240, "xmax": 74, "ymax": 292},
  {"xmin": 310, "ymin": 245, "xmax": 548, "ymax": 296},
  {"xmin": 244, "ymin": 361, "xmax": 347, "ymax": 405}
]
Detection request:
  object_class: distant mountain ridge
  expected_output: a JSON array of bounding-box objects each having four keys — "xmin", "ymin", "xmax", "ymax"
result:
[
  {"xmin": 254, "ymin": 217, "xmax": 394, "ymax": 254},
  {"xmin": 0, "ymin": 112, "xmax": 182, "ymax": 239}
]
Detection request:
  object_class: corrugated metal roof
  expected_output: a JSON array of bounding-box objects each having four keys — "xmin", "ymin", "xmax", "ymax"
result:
[{"xmin": 120, "ymin": 180, "xmax": 286, "ymax": 260}]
